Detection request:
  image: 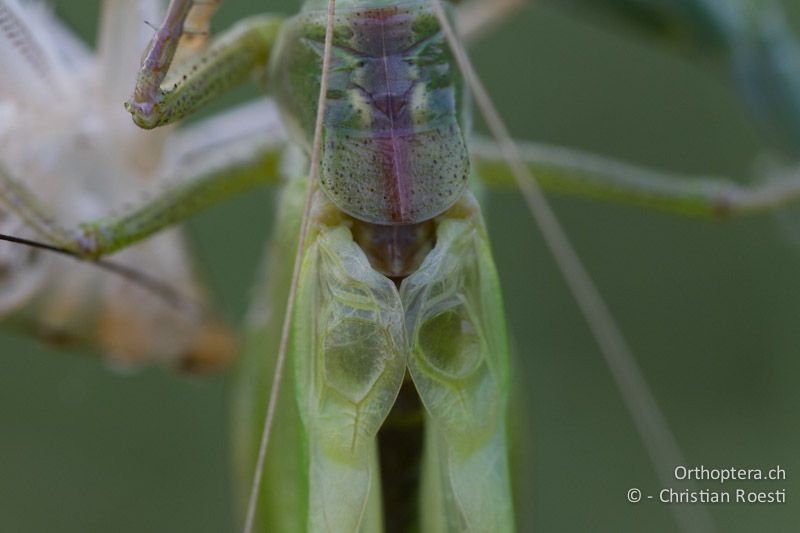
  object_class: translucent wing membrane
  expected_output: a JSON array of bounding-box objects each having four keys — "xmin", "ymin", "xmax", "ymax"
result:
[
  {"xmin": 239, "ymin": 180, "xmax": 514, "ymax": 531},
  {"xmin": 430, "ymin": 0, "xmax": 714, "ymax": 530},
  {"xmin": 241, "ymin": 1, "xmax": 516, "ymax": 530},
  {"xmin": 402, "ymin": 195, "xmax": 513, "ymax": 531},
  {"xmin": 293, "ymin": 198, "xmax": 406, "ymax": 532}
]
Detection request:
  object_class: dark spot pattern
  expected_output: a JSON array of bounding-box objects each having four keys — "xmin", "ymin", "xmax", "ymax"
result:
[{"xmin": 271, "ymin": 1, "xmax": 469, "ymax": 225}]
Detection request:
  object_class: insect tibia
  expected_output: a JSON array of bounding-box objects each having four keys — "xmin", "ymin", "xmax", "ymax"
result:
[
  {"xmin": 128, "ymin": 0, "xmax": 194, "ymax": 118},
  {"xmin": 127, "ymin": 6, "xmax": 282, "ymax": 129}
]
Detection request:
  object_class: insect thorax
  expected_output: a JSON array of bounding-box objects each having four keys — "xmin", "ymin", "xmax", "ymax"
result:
[{"xmin": 270, "ymin": 0, "xmax": 469, "ymax": 230}]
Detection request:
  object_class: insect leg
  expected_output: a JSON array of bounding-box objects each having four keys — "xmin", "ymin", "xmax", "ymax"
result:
[
  {"xmin": 0, "ymin": 123, "xmax": 284, "ymax": 259},
  {"xmin": 232, "ymin": 178, "xmax": 306, "ymax": 533},
  {"xmin": 126, "ymin": 3, "xmax": 283, "ymax": 129},
  {"xmin": 174, "ymin": 0, "xmax": 223, "ymax": 63},
  {"xmin": 236, "ymin": 185, "xmax": 408, "ymax": 533},
  {"xmin": 472, "ymin": 137, "xmax": 800, "ymax": 218},
  {"xmin": 431, "ymin": 1, "xmax": 714, "ymax": 530}
]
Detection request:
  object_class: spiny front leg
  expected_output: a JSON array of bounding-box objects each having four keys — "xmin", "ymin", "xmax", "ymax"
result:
[
  {"xmin": 125, "ymin": 0, "xmax": 283, "ymax": 128},
  {"xmin": 126, "ymin": 0, "xmax": 194, "ymax": 125},
  {"xmin": 0, "ymin": 122, "xmax": 283, "ymax": 261}
]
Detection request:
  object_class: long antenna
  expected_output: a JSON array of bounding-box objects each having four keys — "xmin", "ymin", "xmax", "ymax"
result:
[
  {"xmin": 241, "ymin": 1, "xmax": 338, "ymax": 531},
  {"xmin": 0, "ymin": 232, "xmax": 205, "ymax": 317},
  {"xmin": 429, "ymin": 1, "xmax": 715, "ymax": 531}
]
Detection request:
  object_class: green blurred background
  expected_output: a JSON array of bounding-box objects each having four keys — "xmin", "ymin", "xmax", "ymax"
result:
[{"xmin": 0, "ymin": 0, "xmax": 798, "ymax": 531}]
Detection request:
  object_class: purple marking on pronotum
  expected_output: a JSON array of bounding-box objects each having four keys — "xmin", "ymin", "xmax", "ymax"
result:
[{"xmin": 351, "ymin": 7, "xmax": 419, "ymax": 223}]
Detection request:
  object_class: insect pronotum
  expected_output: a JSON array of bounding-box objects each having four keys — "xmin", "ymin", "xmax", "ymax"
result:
[{"xmin": 1, "ymin": 1, "xmax": 800, "ymax": 527}]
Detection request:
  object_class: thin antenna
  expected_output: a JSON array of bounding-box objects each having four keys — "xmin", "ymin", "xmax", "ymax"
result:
[
  {"xmin": 429, "ymin": 1, "xmax": 715, "ymax": 532},
  {"xmin": 241, "ymin": 1, "xmax": 338, "ymax": 532},
  {"xmin": 0, "ymin": 232, "xmax": 205, "ymax": 317}
]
